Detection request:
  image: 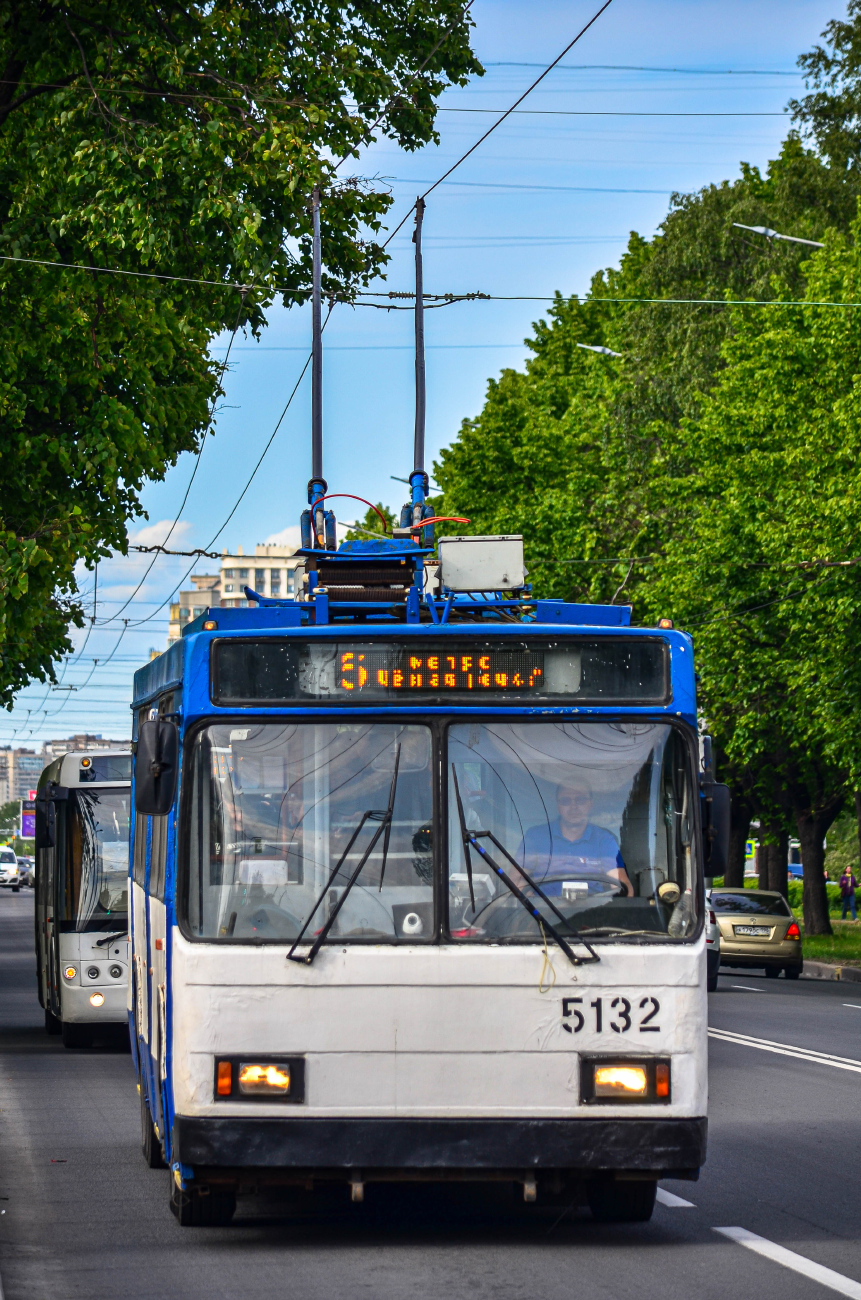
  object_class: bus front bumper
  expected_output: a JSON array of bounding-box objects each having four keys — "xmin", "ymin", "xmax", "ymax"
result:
[{"xmin": 173, "ymin": 1116, "xmax": 706, "ymax": 1180}]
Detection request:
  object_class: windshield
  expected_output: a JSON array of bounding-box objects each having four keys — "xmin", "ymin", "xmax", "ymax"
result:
[
  {"xmin": 448, "ymin": 721, "xmax": 698, "ymax": 942},
  {"xmin": 711, "ymin": 891, "xmax": 791, "ymax": 917},
  {"xmin": 63, "ymin": 788, "xmax": 130, "ymax": 929},
  {"xmin": 185, "ymin": 723, "xmax": 433, "ymax": 942}
]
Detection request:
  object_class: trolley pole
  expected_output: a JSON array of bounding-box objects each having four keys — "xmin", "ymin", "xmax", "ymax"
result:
[
  {"xmin": 411, "ymin": 198, "xmax": 427, "ymax": 527},
  {"xmin": 309, "ymin": 185, "xmax": 327, "ymax": 546}
]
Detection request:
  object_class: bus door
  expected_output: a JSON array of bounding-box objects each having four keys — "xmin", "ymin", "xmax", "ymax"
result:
[
  {"xmin": 132, "ymin": 810, "xmax": 150, "ymax": 1047},
  {"xmin": 148, "ymin": 812, "xmax": 169, "ymax": 1116}
]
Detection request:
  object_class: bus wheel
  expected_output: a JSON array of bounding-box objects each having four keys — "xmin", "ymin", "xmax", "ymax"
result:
[
  {"xmin": 170, "ymin": 1178, "xmax": 236, "ymax": 1227},
  {"xmin": 61, "ymin": 1021, "xmax": 94, "ymax": 1049},
  {"xmin": 44, "ymin": 1008, "xmax": 62, "ymax": 1036},
  {"xmin": 141, "ymin": 1093, "xmax": 167, "ymax": 1169},
  {"xmin": 587, "ymin": 1178, "xmax": 656, "ymax": 1223}
]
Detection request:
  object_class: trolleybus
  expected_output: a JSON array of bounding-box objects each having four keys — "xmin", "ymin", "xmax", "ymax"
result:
[
  {"xmin": 129, "ymin": 193, "xmax": 727, "ymax": 1226},
  {"xmin": 35, "ymin": 749, "xmax": 132, "ymax": 1048}
]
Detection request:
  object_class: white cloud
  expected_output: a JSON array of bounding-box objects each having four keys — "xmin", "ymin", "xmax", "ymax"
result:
[
  {"xmin": 127, "ymin": 519, "xmax": 193, "ymax": 548},
  {"xmin": 263, "ymin": 525, "xmax": 302, "ymax": 549}
]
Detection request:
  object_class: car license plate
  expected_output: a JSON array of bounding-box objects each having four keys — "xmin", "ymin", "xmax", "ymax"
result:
[{"xmin": 734, "ymin": 925, "xmax": 770, "ymax": 936}]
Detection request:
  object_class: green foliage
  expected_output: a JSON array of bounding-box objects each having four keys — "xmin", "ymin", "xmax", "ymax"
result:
[
  {"xmin": 0, "ymin": 0, "xmax": 480, "ymax": 704},
  {"xmin": 342, "ymin": 502, "xmax": 397, "ymax": 540},
  {"xmin": 0, "ymin": 799, "xmax": 18, "ymax": 831},
  {"xmin": 825, "ymin": 810, "xmax": 861, "ymax": 879}
]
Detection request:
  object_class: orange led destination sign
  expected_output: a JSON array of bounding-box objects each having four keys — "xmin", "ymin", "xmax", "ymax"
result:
[{"xmin": 337, "ymin": 648, "xmax": 544, "ymax": 694}]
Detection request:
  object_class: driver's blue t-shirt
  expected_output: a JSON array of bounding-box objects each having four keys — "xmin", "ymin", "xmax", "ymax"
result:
[{"xmin": 518, "ymin": 821, "xmax": 625, "ymax": 896}]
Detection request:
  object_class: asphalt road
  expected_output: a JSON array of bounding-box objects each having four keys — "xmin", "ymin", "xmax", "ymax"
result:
[{"xmin": 2, "ymin": 889, "xmax": 861, "ymax": 1300}]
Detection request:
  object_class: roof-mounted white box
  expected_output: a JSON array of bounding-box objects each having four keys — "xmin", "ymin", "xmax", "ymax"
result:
[{"xmin": 437, "ymin": 535, "xmax": 525, "ymax": 592}]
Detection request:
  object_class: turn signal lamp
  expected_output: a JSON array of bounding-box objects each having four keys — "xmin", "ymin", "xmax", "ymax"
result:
[
  {"xmin": 80, "ymin": 757, "xmax": 92, "ymax": 769},
  {"xmin": 63, "ymin": 965, "xmax": 77, "ymax": 980},
  {"xmin": 655, "ymin": 1063, "xmax": 670, "ymax": 1098},
  {"xmin": 786, "ymin": 921, "xmax": 801, "ymax": 940},
  {"xmin": 89, "ymin": 992, "xmax": 105, "ymax": 1007},
  {"xmin": 216, "ymin": 1061, "xmax": 232, "ymax": 1096},
  {"xmin": 657, "ymin": 618, "xmax": 674, "ymax": 629},
  {"xmin": 203, "ymin": 619, "xmax": 218, "ymax": 631},
  {"xmin": 594, "ymin": 1066, "xmax": 648, "ymax": 1097},
  {"xmin": 239, "ymin": 1063, "xmax": 291, "ymax": 1095}
]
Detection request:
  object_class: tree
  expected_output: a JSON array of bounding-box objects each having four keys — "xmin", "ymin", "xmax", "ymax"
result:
[
  {"xmin": 0, "ymin": 0, "xmax": 480, "ymax": 705},
  {"xmin": 0, "ymin": 798, "xmax": 18, "ymax": 834},
  {"xmin": 342, "ymin": 502, "xmax": 396, "ymax": 541}
]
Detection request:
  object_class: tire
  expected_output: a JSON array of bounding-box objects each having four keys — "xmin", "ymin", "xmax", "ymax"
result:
[
  {"xmin": 587, "ymin": 1178, "xmax": 656, "ymax": 1223},
  {"xmin": 765, "ymin": 966, "xmax": 779, "ymax": 979},
  {"xmin": 141, "ymin": 1092, "xmax": 167, "ymax": 1169},
  {"xmin": 61, "ymin": 1021, "xmax": 94, "ymax": 1049},
  {"xmin": 170, "ymin": 1178, "xmax": 236, "ymax": 1227},
  {"xmin": 44, "ymin": 1008, "xmax": 62, "ymax": 1036},
  {"xmin": 784, "ymin": 965, "xmax": 802, "ymax": 980}
]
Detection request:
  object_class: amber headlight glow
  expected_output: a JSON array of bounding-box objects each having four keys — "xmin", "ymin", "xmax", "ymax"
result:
[
  {"xmin": 594, "ymin": 1065, "xmax": 648, "ymax": 1097},
  {"xmin": 581, "ymin": 1058, "xmax": 671, "ymax": 1104},
  {"xmin": 63, "ymin": 965, "xmax": 77, "ymax": 980},
  {"xmin": 239, "ymin": 1063, "xmax": 291, "ymax": 1095}
]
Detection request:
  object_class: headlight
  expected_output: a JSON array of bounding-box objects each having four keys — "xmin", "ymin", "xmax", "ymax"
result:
[
  {"xmin": 109, "ymin": 964, "xmax": 123, "ymax": 979},
  {"xmin": 581, "ymin": 1058, "xmax": 671, "ymax": 1104},
  {"xmin": 89, "ymin": 992, "xmax": 105, "ymax": 1007},
  {"xmin": 213, "ymin": 1056, "xmax": 305, "ymax": 1102},
  {"xmin": 86, "ymin": 966, "xmax": 100, "ymax": 980}
]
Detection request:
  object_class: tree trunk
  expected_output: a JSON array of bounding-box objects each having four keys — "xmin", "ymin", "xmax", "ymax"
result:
[
  {"xmin": 725, "ymin": 798, "xmax": 751, "ymax": 888},
  {"xmin": 756, "ymin": 842, "xmax": 768, "ymax": 890},
  {"xmin": 796, "ymin": 813, "xmax": 833, "ymax": 936},
  {"xmin": 766, "ymin": 832, "xmax": 789, "ymax": 899}
]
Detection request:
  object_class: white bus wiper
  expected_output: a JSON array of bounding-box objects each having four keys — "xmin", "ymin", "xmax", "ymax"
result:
[
  {"xmin": 451, "ymin": 766, "xmax": 599, "ymax": 967},
  {"xmin": 287, "ymin": 745, "xmax": 401, "ymax": 966}
]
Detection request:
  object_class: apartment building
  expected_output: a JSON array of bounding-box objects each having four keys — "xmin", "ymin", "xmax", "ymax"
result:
[{"xmin": 167, "ymin": 543, "xmax": 302, "ymax": 645}]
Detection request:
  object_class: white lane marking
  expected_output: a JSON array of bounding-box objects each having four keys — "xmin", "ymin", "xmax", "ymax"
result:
[
  {"xmin": 709, "ymin": 1027, "xmax": 861, "ymax": 1074},
  {"xmin": 731, "ymin": 984, "xmax": 764, "ymax": 992},
  {"xmin": 714, "ymin": 1227, "xmax": 861, "ymax": 1299},
  {"xmin": 843, "ymin": 1004, "xmax": 861, "ymax": 1011},
  {"xmin": 656, "ymin": 1188, "xmax": 695, "ymax": 1208}
]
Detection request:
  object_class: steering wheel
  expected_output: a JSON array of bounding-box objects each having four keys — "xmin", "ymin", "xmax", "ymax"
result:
[{"xmin": 460, "ymin": 872, "xmax": 627, "ymax": 937}]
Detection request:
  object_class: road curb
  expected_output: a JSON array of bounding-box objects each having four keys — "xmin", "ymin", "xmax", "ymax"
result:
[{"xmin": 801, "ymin": 960, "xmax": 861, "ymax": 983}]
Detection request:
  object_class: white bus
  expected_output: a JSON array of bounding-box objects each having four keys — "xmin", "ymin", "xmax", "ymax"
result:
[{"xmin": 35, "ymin": 749, "xmax": 132, "ymax": 1048}]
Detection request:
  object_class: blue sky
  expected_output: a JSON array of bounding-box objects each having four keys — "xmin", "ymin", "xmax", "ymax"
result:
[{"xmin": 3, "ymin": 0, "xmax": 840, "ymax": 746}]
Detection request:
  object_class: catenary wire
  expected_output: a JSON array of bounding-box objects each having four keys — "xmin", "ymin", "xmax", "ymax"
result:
[{"xmin": 383, "ymin": 0, "xmax": 617, "ymax": 248}]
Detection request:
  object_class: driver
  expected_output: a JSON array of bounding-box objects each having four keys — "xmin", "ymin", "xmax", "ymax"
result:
[{"xmin": 517, "ymin": 778, "xmax": 633, "ymax": 897}]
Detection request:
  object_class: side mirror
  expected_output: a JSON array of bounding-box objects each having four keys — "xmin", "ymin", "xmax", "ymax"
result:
[
  {"xmin": 135, "ymin": 719, "xmax": 179, "ymax": 816},
  {"xmin": 35, "ymin": 784, "xmax": 67, "ymax": 849},
  {"xmin": 703, "ymin": 782, "xmax": 730, "ymax": 877}
]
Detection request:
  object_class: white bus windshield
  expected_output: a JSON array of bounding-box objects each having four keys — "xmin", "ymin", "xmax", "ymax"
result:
[
  {"xmin": 183, "ymin": 719, "xmax": 698, "ymax": 945},
  {"xmin": 185, "ymin": 723, "xmax": 434, "ymax": 942},
  {"xmin": 63, "ymin": 788, "xmax": 130, "ymax": 930},
  {"xmin": 448, "ymin": 721, "xmax": 698, "ymax": 942}
]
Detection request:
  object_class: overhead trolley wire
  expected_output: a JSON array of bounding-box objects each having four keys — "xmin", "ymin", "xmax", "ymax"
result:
[{"xmin": 383, "ymin": 0, "xmax": 617, "ymax": 248}]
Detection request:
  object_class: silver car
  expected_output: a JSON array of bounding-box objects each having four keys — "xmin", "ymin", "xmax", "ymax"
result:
[{"xmin": 0, "ymin": 848, "xmax": 21, "ymax": 891}]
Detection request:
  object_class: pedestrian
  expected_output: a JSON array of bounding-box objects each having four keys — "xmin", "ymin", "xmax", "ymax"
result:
[{"xmin": 840, "ymin": 867, "xmax": 858, "ymax": 921}]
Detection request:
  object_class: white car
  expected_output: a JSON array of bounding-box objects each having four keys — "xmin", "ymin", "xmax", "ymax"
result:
[
  {"xmin": 0, "ymin": 848, "xmax": 21, "ymax": 891},
  {"xmin": 705, "ymin": 894, "xmax": 720, "ymax": 991},
  {"xmin": 18, "ymin": 856, "xmax": 35, "ymax": 887}
]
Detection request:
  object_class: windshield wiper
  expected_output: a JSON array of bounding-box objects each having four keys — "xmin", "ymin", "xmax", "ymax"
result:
[
  {"xmin": 450, "ymin": 767, "xmax": 599, "ymax": 966},
  {"xmin": 95, "ymin": 930, "xmax": 127, "ymax": 948},
  {"xmin": 287, "ymin": 744, "xmax": 401, "ymax": 966}
]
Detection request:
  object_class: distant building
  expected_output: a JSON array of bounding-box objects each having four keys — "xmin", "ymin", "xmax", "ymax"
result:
[
  {"xmin": 167, "ymin": 542, "xmax": 302, "ymax": 645},
  {"xmin": 43, "ymin": 735, "xmax": 129, "ymax": 757}
]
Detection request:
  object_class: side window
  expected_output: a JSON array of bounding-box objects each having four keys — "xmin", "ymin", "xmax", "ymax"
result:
[
  {"xmin": 133, "ymin": 812, "xmax": 148, "ymax": 887},
  {"xmin": 150, "ymin": 816, "xmax": 168, "ymax": 901}
]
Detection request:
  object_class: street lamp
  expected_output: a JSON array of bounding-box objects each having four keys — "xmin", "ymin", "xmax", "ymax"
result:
[
  {"xmin": 732, "ymin": 223, "xmax": 824, "ymax": 248},
  {"xmin": 576, "ymin": 342, "xmax": 623, "ymax": 357}
]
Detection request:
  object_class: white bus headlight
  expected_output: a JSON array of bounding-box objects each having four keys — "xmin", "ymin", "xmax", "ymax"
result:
[
  {"xmin": 582, "ymin": 1058, "xmax": 671, "ymax": 1104},
  {"xmin": 89, "ymin": 992, "xmax": 105, "ymax": 1007},
  {"xmin": 239, "ymin": 1063, "xmax": 291, "ymax": 1095},
  {"xmin": 214, "ymin": 1056, "xmax": 305, "ymax": 1102},
  {"xmin": 594, "ymin": 1066, "xmax": 647, "ymax": 1097}
]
